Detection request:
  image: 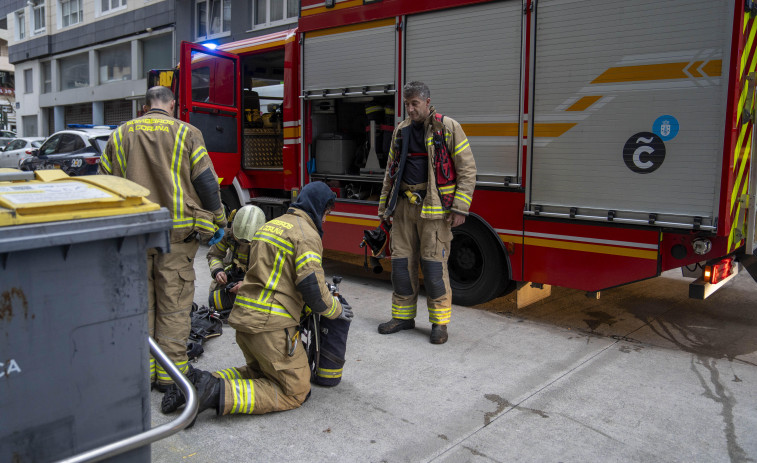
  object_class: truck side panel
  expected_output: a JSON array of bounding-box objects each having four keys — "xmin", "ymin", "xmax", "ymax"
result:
[
  {"xmin": 528, "ymin": 0, "xmax": 733, "ymax": 231},
  {"xmin": 404, "ymin": 1, "xmax": 523, "ymax": 184}
]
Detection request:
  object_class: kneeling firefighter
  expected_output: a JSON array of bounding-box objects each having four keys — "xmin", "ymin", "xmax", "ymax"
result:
[
  {"xmin": 206, "ymin": 205, "xmax": 267, "ymax": 315},
  {"xmin": 162, "ymin": 181, "xmax": 354, "ymax": 421}
]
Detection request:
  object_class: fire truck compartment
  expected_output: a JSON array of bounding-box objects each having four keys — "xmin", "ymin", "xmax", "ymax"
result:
[{"xmin": 528, "ymin": 0, "xmax": 731, "ymax": 231}]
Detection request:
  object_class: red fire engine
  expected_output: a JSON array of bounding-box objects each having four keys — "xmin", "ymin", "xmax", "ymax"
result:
[{"xmin": 151, "ymin": 0, "xmax": 757, "ymax": 306}]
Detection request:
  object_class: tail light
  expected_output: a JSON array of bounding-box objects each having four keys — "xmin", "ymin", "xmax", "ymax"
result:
[
  {"xmin": 703, "ymin": 257, "xmax": 734, "ymax": 284},
  {"xmin": 25, "ymin": 150, "xmax": 32, "ymax": 154},
  {"xmin": 83, "ymin": 156, "xmax": 99, "ymax": 165}
]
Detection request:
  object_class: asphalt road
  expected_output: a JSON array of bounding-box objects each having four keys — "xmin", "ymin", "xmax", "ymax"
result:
[{"xmin": 150, "ymin": 246, "xmax": 757, "ymax": 462}]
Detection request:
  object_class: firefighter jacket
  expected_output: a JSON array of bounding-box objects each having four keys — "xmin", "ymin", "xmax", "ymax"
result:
[
  {"xmin": 378, "ymin": 107, "xmax": 477, "ymax": 220},
  {"xmin": 99, "ymin": 109, "xmax": 226, "ymax": 243},
  {"xmin": 207, "ymin": 227, "xmax": 251, "ymax": 279},
  {"xmin": 228, "ymin": 208, "xmax": 343, "ymax": 335}
]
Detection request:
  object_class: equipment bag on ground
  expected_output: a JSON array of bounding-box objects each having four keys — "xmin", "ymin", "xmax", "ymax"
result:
[{"xmin": 302, "ymin": 296, "xmax": 351, "ymax": 387}]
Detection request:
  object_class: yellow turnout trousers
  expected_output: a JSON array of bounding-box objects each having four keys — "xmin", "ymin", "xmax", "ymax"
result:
[
  {"xmin": 147, "ymin": 239, "xmax": 199, "ymax": 386},
  {"xmin": 390, "ymin": 193, "xmax": 453, "ymax": 324},
  {"xmin": 215, "ymin": 329, "xmax": 311, "ymax": 415}
]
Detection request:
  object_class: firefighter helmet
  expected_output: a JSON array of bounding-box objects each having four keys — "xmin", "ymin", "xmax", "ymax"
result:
[{"xmin": 232, "ymin": 205, "xmax": 266, "ymax": 243}]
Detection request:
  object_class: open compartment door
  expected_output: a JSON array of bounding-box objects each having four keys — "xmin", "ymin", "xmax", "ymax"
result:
[{"xmin": 179, "ymin": 41, "xmax": 241, "ymax": 185}]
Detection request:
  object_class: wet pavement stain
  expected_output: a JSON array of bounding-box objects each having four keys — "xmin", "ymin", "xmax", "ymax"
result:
[
  {"xmin": 691, "ymin": 356, "xmax": 752, "ymax": 463},
  {"xmin": 463, "ymin": 446, "xmax": 501, "ymax": 462},
  {"xmin": 583, "ymin": 310, "xmax": 618, "ymax": 331},
  {"xmin": 484, "ymin": 394, "xmax": 549, "ymax": 426},
  {"xmin": 619, "ymin": 345, "xmax": 644, "ymax": 354}
]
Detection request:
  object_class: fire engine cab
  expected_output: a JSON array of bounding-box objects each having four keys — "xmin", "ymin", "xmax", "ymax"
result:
[{"xmin": 150, "ymin": 0, "xmax": 757, "ymax": 306}]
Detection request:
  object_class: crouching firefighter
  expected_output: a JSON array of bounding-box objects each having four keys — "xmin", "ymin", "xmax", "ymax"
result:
[
  {"xmin": 161, "ymin": 181, "xmax": 354, "ymax": 421},
  {"xmin": 207, "ymin": 205, "xmax": 267, "ymax": 316}
]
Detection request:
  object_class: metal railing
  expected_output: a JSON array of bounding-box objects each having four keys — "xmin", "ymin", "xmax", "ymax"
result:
[{"xmin": 56, "ymin": 337, "xmax": 198, "ymax": 463}]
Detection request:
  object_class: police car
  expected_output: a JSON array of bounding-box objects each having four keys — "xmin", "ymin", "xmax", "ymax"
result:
[{"xmin": 19, "ymin": 125, "xmax": 115, "ymax": 176}]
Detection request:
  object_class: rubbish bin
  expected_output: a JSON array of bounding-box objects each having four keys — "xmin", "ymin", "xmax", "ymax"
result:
[{"xmin": 0, "ymin": 169, "xmax": 172, "ymax": 463}]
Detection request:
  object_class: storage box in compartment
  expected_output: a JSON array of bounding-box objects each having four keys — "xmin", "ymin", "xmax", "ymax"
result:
[
  {"xmin": 243, "ymin": 128, "xmax": 283, "ymax": 169},
  {"xmin": 316, "ymin": 133, "xmax": 355, "ymax": 174}
]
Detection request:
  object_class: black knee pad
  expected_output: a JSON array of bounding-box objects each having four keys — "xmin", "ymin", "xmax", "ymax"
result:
[
  {"xmin": 421, "ymin": 259, "xmax": 446, "ymax": 299},
  {"xmin": 391, "ymin": 258, "xmax": 414, "ymax": 296}
]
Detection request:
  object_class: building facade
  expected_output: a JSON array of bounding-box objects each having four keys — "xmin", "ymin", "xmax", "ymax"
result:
[
  {"xmin": 1, "ymin": 0, "xmax": 299, "ymax": 137},
  {"xmin": 0, "ymin": 19, "xmax": 17, "ymax": 133}
]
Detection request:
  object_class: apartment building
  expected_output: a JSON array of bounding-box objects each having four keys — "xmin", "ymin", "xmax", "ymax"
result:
[
  {"xmin": 0, "ymin": 19, "xmax": 16, "ymax": 133},
  {"xmin": 3, "ymin": 0, "xmax": 176, "ymax": 137},
  {"xmin": 2, "ymin": 0, "xmax": 299, "ymax": 137}
]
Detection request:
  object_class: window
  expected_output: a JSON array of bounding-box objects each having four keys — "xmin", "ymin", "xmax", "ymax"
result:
[
  {"xmin": 196, "ymin": 0, "xmax": 231, "ymax": 40},
  {"xmin": 61, "ymin": 0, "xmax": 83, "ymax": 28},
  {"xmin": 22, "ymin": 116, "xmax": 38, "ymax": 138},
  {"xmin": 24, "ymin": 69, "xmax": 33, "ymax": 94},
  {"xmin": 31, "ymin": 0, "xmax": 45, "ymax": 33},
  {"xmin": 60, "ymin": 54, "xmax": 89, "ymax": 90},
  {"xmin": 42, "ymin": 61, "xmax": 52, "ymax": 93},
  {"xmin": 142, "ymin": 35, "xmax": 173, "ymax": 78},
  {"xmin": 99, "ymin": 43, "xmax": 131, "ymax": 83},
  {"xmin": 254, "ymin": 0, "xmax": 298, "ymax": 28},
  {"xmin": 5, "ymin": 139, "xmax": 25, "ymax": 151},
  {"xmin": 15, "ymin": 10, "xmax": 26, "ymax": 40},
  {"xmin": 100, "ymin": 0, "xmax": 127, "ymax": 15}
]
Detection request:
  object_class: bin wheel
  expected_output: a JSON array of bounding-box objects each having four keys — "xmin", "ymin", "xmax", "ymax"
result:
[{"xmin": 449, "ymin": 217, "xmax": 508, "ymax": 306}]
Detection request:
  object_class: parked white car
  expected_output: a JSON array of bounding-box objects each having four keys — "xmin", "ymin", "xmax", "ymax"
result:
[{"xmin": 0, "ymin": 137, "xmax": 46, "ymax": 168}]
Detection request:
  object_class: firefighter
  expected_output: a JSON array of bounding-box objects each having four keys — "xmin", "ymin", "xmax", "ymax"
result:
[
  {"xmin": 206, "ymin": 205, "xmax": 267, "ymax": 312},
  {"xmin": 99, "ymin": 86, "xmax": 226, "ymax": 390},
  {"xmin": 377, "ymin": 81, "xmax": 477, "ymax": 344},
  {"xmin": 162, "ymin": 181, "xmax": 354, "ymax": 420}
]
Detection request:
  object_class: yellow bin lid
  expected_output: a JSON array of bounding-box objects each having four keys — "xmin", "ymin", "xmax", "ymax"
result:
[{"xmin": 0, "ymin": 169, "xmax": 160, "ymax": 227}]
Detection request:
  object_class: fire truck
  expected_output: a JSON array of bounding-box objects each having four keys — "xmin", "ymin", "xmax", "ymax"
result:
[{"xmin": 151, "ymin": 0, "xmax": 757, "ymax": 307}]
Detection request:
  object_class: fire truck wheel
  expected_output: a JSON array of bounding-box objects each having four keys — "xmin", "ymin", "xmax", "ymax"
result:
[
  {"xmin": 449, "ymin": 217, "xmax": 508, "ymax": 306},
  {"xmin": 220, "ymin": 187, "xmax": 241, "ymax": 218}
]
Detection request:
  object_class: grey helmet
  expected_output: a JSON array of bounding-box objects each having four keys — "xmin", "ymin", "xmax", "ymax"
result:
[{"xmin": 232, "ymin": 205, "xmax": 266, "ymax": 243}]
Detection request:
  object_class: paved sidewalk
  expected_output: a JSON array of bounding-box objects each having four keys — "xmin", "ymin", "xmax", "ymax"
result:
[{"xmin": 149, "ymin": 249, "xmax": 757, "ymax": 462}]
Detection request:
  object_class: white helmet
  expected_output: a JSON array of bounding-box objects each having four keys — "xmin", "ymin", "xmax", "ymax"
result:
[{"xmin": 232, "ymin": 205, "xmax": 266, "ymax": 243}]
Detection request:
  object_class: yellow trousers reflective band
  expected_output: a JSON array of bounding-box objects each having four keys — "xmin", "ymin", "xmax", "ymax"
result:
[
  {"xmin": 392, "ymin": 303, "xmax": 416, "ymax": 320},
  {"xmin": 216, "ymin": 367, "xmax": 243, "ymax": 381},
  {"xmin": 316, "ymin": 367, "xmax": 343, "ymax": 379},
  {"xmin": 230, "ymin": 379, "xmax": 255, "ymax": 414},
  {"xmin": 428, "ymin": 307, "xmax": 451, "ymax": 325},
  {"xmin": 155, "ymin": 359, "xmax": 189, "ymax": 383}
]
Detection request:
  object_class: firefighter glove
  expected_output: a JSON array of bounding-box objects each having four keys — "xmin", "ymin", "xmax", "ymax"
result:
[
  {"xmin": 209, "ymin": 228, "xmax": 225, "ymax": 246},
  {"xmin": 337, "ymin": 296, "xmax": 354, "ymax": 322}
]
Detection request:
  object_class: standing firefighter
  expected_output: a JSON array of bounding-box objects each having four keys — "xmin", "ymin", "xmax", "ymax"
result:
[
  {"xmin": 162, "ymin": 181, "xmax": 354, "ymax": 420},
  {"xmin": 207, "ymin": 205, "xmax": 267, "ymax": 313},
  {"xmin": 377, "ymin": 81, "xmax": 477, "ymax": 344},
  {"xmin": 99, "ymin": 86, "xmax": 226, "ymax": 390}
]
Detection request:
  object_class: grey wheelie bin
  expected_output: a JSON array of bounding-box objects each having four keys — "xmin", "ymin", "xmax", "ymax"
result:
[{"xmin": 0, "ymin": 169, "xmax": 175, "ymax": 462}]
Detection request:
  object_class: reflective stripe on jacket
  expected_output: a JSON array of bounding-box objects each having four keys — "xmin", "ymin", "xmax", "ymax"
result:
[
  {"xmin": 99, "ymin": 109, "xmax": 226, "ymax": 242},
  {"xmin": 228, "ymin": 208, "xmax": 343, "ymax": 334},
  {"xmin": 378, "ymin": 107, "xmax": 477, "ymax": 220}
]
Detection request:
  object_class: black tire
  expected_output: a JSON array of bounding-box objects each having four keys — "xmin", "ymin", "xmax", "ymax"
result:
[
  {"xmin": 449, "ymin": 217, "xmax": 509, "ymax": 306},
  {"xmin": 220, "ymin": 186, "xmax": 241, "ymax": 218}
]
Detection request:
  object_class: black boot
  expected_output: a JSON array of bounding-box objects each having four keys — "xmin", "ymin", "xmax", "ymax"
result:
[
  {"xmin": 430, "ymin": 324, "xmax": 448, "ymax": 344},
  {"xmin": 378, "ymin": 318, "xmax": 415, "ymax": 334},
  {"xmin": 160, "ymin": 365, "xmax": 200, "ymax": 414},
  {"xmin": 186, "ymin": 370, "xmax": 221, "ymax": 428}
]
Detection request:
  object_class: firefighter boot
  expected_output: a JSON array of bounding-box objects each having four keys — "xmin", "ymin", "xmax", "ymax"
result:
[
  {"xmin": 160, "ymin": 365, "xmax": 200, "ymax": 414},
  {"xmin": 187, "ymin": 369, "xmax": 222, "ymax": 428},
  {"xmin": 430, "ymin": 324, "xmax": 448, "ymax": 344},
  {"xmin": 378, "ymin": 318, "xmax": 415, "ymax": 334}
]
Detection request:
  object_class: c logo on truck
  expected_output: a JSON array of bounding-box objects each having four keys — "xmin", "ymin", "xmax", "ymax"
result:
[{"xmin": 622, "ymin": 132, "xmax": 666, "ymax": 174}]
